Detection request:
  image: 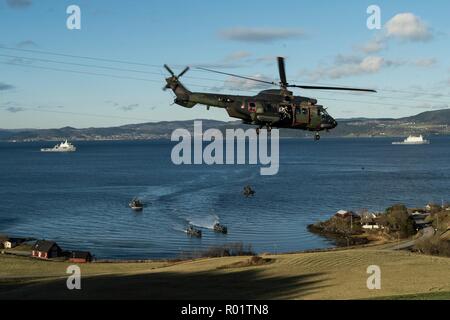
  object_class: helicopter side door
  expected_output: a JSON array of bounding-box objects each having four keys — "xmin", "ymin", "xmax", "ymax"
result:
[{"xmin": 294, "ymin": 106, "xmax": 310, "ymax": 126}]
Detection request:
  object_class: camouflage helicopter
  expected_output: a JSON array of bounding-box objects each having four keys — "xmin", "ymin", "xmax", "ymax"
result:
[{"xmin": 163, "ymin": 57, "xmax": 376, "ymax": 140}]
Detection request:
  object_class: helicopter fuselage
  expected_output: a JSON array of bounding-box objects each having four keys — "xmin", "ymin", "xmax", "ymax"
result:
[{"xmin": 166, "ymin": 76, "xmax": 338, "ymax": 134}]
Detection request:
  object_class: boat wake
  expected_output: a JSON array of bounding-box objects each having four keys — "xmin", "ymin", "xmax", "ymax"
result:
[{"xmin": 187, "ymin": 214, "xmax": 220, "ymax": 229}]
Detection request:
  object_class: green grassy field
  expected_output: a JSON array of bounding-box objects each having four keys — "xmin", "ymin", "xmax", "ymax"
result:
[{"xmin": 1, "ymin": 245, "xmax": 449, "ymax": 300}]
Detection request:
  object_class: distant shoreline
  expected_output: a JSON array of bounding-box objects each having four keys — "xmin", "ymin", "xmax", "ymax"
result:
[{"xmin": 2, "ymin": 134, "xmax": 449, "ymax": 143}]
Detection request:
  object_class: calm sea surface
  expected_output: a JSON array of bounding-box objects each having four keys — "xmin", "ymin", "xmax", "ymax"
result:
[{"xmin": 0, "ymin": 137, "xmax": 449, "ymax": 259}]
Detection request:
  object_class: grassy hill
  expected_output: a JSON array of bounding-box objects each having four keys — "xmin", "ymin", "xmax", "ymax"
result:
[
  {"xmin": 403, "ymin": 109, "xmax": 450, "ymax": 125},
  {"xmin": 1, "ymin": 246, "xmax": 449, "ymax": 300}
]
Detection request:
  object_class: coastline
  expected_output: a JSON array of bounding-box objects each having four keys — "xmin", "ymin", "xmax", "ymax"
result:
[{"xmin": 2, "ymin": 134, "xmax": 450, "ymax": 143}]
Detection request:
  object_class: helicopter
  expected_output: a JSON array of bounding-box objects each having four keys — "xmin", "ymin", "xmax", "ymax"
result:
[{"xmin": 163, "ymin": 57, "xmax": 376, "ymax": 140}]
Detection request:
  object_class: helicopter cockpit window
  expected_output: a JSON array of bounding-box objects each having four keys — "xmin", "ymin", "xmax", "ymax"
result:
[{"xmin": 319, "ymin": 108, "xmax": 329, "ymax": 117}]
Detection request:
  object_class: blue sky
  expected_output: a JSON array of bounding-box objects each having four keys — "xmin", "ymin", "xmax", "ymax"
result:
[{"xmin": 0, "ymin": 0, "xmax": 449, "ymax": 129}]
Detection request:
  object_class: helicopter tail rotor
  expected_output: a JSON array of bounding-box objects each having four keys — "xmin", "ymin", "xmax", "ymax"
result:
[
  {"xmin": 164, "ymin": 64, "xmax": 175, "ymax": 77},
  {"xmin": 163, "ymin": 65, "xmax": 190, "ymax": 91}
]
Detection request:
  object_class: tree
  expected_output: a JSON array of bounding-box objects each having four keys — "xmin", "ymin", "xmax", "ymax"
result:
[{"xmin": 384, "ymin": 204, "xmax": 415, "ymax": 238}]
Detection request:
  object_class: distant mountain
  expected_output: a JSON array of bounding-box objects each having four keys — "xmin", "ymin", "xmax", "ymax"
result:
[
  {"xmin": 402, "ymin": 109, "xmax": 450, "ymax": 125},
  {"xmin": 1, "ymin": 109, "xmax": 449, "ymax": 142}
]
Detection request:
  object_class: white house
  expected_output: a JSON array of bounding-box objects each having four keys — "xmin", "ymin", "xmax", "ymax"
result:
[
  {"xmin": 2, "ymin": 238, "xmax": 22, "ymax": 249},
  {"xmin": 3, "ymin": 240, "xmax": 16, "ymax": 249},
  {"xmin": 360, "ymin": 212, "xmax": 384, "ymax": 230}
]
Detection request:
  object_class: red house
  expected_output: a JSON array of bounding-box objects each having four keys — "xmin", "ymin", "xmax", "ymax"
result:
[
  {"xmin": 32, "ymin": 240, "xmax": 62, "ymax": 259},
  {"xmin": 69, "ymin": 251, "xmax": 93, "ymax": 263}
]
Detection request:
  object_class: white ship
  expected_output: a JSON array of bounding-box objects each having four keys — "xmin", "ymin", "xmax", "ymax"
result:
[
  {"xmin": 392, "ymin": 135, "xmax": 430, "ymax": 145},
  {"xmin": 41, "ymin": 140, "xmax": 76, "ymax": 152}
]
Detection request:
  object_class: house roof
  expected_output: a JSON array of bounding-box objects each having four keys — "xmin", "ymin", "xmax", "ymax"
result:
[
  {"xmin": 33, "ymin": 240, "xmax": 59, "ymax": 252},
  {"xmin": 359, "ymin": 212, "xmax": 378, "ymax": 218},
  {"xmin": 71, "ymin": 251, "xmax": 92, "ymax": 259}
]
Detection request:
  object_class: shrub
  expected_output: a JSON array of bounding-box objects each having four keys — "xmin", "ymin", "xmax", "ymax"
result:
[
  {"xmin": 415, "ymin": 235, "xmax": 450, "ymax": 257},
  {"xmin": 200, "ymin": 243, "xmax": 255, "ymax": 258},
  {"xmin": 181, "ymin": 242, "xmax": 255, "ymax": 259},
  {"xmin": 429, "ymin": 212, "xmax": 450, "ymax": 233}
]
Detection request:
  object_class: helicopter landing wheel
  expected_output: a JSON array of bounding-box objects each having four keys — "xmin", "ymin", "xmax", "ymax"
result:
[{"xmin": 314, "ymin": 133, "xmax": 321, "ymax": 141}]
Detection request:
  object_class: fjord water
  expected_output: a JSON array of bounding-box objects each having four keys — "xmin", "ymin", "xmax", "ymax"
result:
[{"xmin": 0, "ymin": 137, "xmax": 449, "ymax": 259}]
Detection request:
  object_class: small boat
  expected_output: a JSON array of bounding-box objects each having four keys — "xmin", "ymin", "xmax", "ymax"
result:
[
  {"xmin": 392, "ymin": 135, "xmax": 430, "ymax": 145},
  {"xmin": 129, "ymin": 198, "xmax": 144, "ymax": 211},
  {"xmin": 243, "ymin": 185, "xmax": 255, "ymax": 197},
  {"xmin": 213, "ymin": 223, "xmax": 228, "ymax": 234},
  {"xmin": 186, "ymin": 225, "xmax": 202, "ymax": 238},
  {"xmin": 41, "ymin": 140, "xmax": 76, "ymax": 152}
]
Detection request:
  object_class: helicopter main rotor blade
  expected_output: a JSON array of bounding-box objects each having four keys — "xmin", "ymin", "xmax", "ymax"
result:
[
  {"xmin": 196, "ymin": 67, "xmax": 277, "ymax": 86},
  {"xmin": 277, "ymin": 57, "xmax": 288, "ymax": 87},
  {"xmin": 288, "ymin": 85, "xmax": 377, "ymax": 93},
  {"xmin": 164, "ymin": 64, "xmax": 175, "ymax": 76}
]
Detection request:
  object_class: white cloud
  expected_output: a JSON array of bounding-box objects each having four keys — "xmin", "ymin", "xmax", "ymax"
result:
[
  {"xmin": 385, "ymin": 13, "xmax": 432, "ymax": 41},
  {"xmin": 223, "ymin": 74, "xmax": 272, "ymax": 91},
  {"xmin": 219, "ymin": 27, "xmax": 305, "ymax": 43},
  {"xmin": 356, "ymin": 13, "xmax": 433, "ymax": 55},
  {"xmin": 119, "ymin": 103, "xmax": 139, "ymax": 111},
  {"xmin": 223, "ymin": 51, "xmax": 251, "ymax": 63},
  {"xmin": 360, "ymin": 56, "xmax": 384, "ymax": 72},
  {"xmin": 413, "ymin": 58, "xmax": 436, "ymax": 67},
  {"xmin": 308, "ymin": 54, "xmax": 437, "ymax": 80},
  {"xmin": 311, "ymin": 56, "xmax": 385, "ymax": 80},
  {"xmin": 360, "ymin": 39, "xmax": 385, "ymax": 54}
]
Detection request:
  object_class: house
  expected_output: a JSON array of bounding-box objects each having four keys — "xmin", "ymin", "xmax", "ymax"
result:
[
  {"xmin": 425, "ymin": 203, "xmax": 442, "ymax": 213},
  {"xmin": 411, "ymin": 210, "xmax": 428, "ymax": 216},
  {"xmin": 2, "ymin": 237, "xmax": 24, "ymax": 249},
  {"xmin": 69, "ymin": 251, "xmax": 93, "ymax": 263},
  {"xmin": 3, "ymin": 240, "xmax": 17, "ymax": 249},
  {"xmin": 32, "ymin": 240, "xmax": 62, "ymax": 259},
  {"xmin": 359, "ymin": 212, "xmax": 383, "ymax": 230},
  {"xmin": 411, "ymin": 212, "xmax": 431, "ymax": 229},
  {"xmin": 335, "ymin": 210, "xmax": 359, "ymax": 219}
]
